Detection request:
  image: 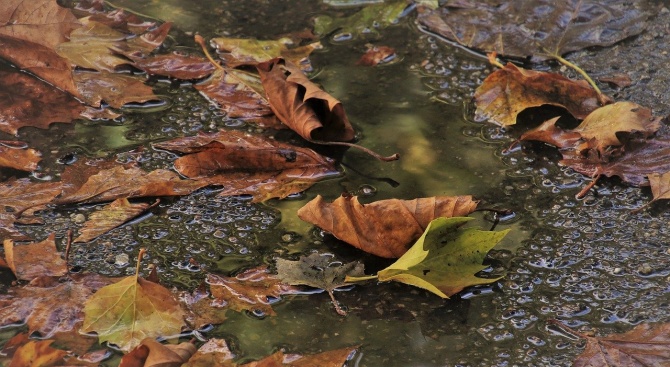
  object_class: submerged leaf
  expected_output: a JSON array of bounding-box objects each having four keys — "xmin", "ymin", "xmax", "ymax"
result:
[
  {"xmin": 5, "ymin": 339, "xmax": 67, "ymax": 367},
  {"xmin": 0, "ymin": 179, "xmax": 63, "ymax": 240},
  {"xmin": 314, "ymin": 1, "xmax": 407, "ymax": 40},
  {"xmin": 120, "ymin": 338, "xmax": 197, "ymax": 367},
  {"xmin": 133, "ymin": 52, "xmax": 216, "ymax": 80},
  {"xmin": 211, "ymin": 37, "xmax": 322, "ymax": 70},
  {"xmin": 182, "ymin": 338, "xmax": 235, "ymax": 367},
  {"xmin": 4, "ymin": 234, "xmax": 67, "ymax": 281}
]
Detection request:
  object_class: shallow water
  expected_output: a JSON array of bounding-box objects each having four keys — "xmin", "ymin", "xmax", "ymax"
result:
[{"xmin": 3, "ymin": 0, "xmax": 670, "ymax": 366}]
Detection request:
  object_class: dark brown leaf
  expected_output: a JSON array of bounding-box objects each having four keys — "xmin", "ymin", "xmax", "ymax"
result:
[
  {"xmin": 297, "ymin": 195, "xmax": 478, "ymax": 258},
  {"xmin": 257, "ymin": 58, "xmax": 355, "ymax": 142},
  {"xmin": 418, "ymin": 1, "xmax": 649, "ymax": 61},
  {"xmin": 74, "ymin": 198, "xmax": 153, "ymax": 243},
  {"xmin": 0, "ymin": 141, "xmax": 41, "ymax": 172},
  {"xmin": 4, "ymin": 234, "xmax": 67, "ymax": 281},
  {"xmin": 357, "ymin": 45, "xmax": 396, "ymax": 66}
]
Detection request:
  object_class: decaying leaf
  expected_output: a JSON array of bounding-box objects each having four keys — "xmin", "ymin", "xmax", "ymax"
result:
[
  {"xmin": 4, "ymin": 339, "xmax": 67, "ymax": 367},
  {"xmin": 297, "ymin": 194, "xmax": 478, "ymax": 258},
  {"xmin": 182, "ymin": 338, "xmax": 235, "ymax": 367},
  {"xmin": 154, "ymin": 130, "xmax": 339, "ymax": 202},
  {"xmin": 211, "ymin": 37, "xmax": 322, "ymax": 71},
  {"xmin": 4, "ymin": 234, "xmax": 67, "ymax": 281},
  {"xmin": 0, "ymin": 141, "xmax": 41, "ymax": 172},
  {"xmin": 120, "ymin": 338, "xmax": 197, "ymax": 367},
  {"xmin": 357, "ymin": 45, "xmax": 396, "ymax": 66},
  {"xmin": 473, "ymin": 63, "xmax": 605, "ymax": 127},
  {"xmin": 207, "ymin": 266, "xmax": 299, "ymax": 316},
  {"xmin": 276, "ymin": 253, "xmax": 365, "ymax": 315},
  {"xmin": 74, "ymin": 71, "xmax": 158, "ymax": 108},
  {"xmin": 418, "ymin": 1, "xmax": 649, "ymax": 61},
  {"xmin": 74, "ymin": 198, "xmax": 154, "ymax": 243},
  {"xmin": 314, "ymin": 1, "xmax": 407, "ymax": 40},
  {"xmin": 0, "ymin": 179, "xmax": 63, "ymax": 240},
  {"xmin": 179, "ymin": 284, "xmax": 229, "ymax": 330},
  {"xmin": 133, "ymin": 52, "xmax": 216, "ymax": 80},
  {"xmin": 348, "ymin": 217, "xmax": 508, "ymax": 298},
  {"xmin": 0, "ymin": 273, "xmax": 118, "ymax": 338},
  {"xmin": 257, "ymin": 58, "xmax": 355, "ymax": 142},
  {"xmin": 282, "ymin": 346, "xmax": 357, "ymax": 367},
  {"xmin": 646, "ymin": 172, "xmax": 670, "ymax": 207},
  {"xmin": 82, "ymin": 267, "xmax": 186, "ymax": 352}
]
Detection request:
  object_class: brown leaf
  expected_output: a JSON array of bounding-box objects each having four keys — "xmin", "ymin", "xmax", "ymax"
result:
[
  {"xmin": 83, "ymin": 8, "xmax": 156, "ymax": 34},
  {"xmin": 6, "ymin": 339, "xmax": 67, "ymax": 367},
  {"xmin": 0, "ymin": 179, "xmax": 63, "ymax": 240},
  {"xmin": 208, "ymin": 266, "xmax": 299, "ymax": 316},
  {"xmin": 0, "ymin": 69, "xmax": 84, "ymax": 135},
  {"xmin": 74, "ymin": 71, "xmax": 158, "ymax": 108},
  {"xmin": 357, "ymin": 45, "xmax": 396, "ymax": 66},
  {"xmin": 599, "ymin": 73, "xmax": 633, "ymax": 88},
  {"xmin": 474, "ymin": 63, "xmax": 606, "ymax": 127},
  {"xmin": 182, "ymin": 339, "xmax": 235, "ymax": 367},
  {"xmin": 194, "ymin": 68, "xmax": 282, "ymax": 128},
  {"xmin": 179, "ymin": 284, "xmax": 228, "ymax": 329},
  {"xmin": 211, "ymin": 37, "xmax": 322, "ymax": 71},
  {"xmin": 0, "ymin": 273, "xmax": 118, "ymax": 338},
  {"xmin": 120, "ymin": 338, "xmax": 197, "ymax": 367},
  {"xmin": 4, "ymin": 234, "xmax": 67, "ymax": 281},
  {"xmin": 74, "ymin": 198, "xmax": 153, "ymax": 243},
  {"xmin": 0, "ymin": 0, "xmax": 80, "ymax": 49},
  {"xmin": 647, "ymin": 172, "xmax": 670, "ymax": 205},
  {"xmin": 257, "ymin": 58, "xmax": 355, "ymax": 142},
  {"xmin": 297, "ymin": 195, "xmax": 478, "ymax": 258},
  {"xmin": 133, "ymin": 52, "xmax": 215, "ymax": 80},
  {"xmin": 154, "ymin": 130, "xmax": 339, "ymax": 202},
  {"xmin": 519, "ymin": 117, "xmax": 584, "ymax": 150},
  {"xmin": 418, "ymin": 1, "xmax": 648, "ymax": 61},
  {"xmin": 0, "ymin": 141, "xmax": 41, "ymax": 172},
  {"xmin": 284, "ymin": 346, "xmax": 357, "ymax": 367}
]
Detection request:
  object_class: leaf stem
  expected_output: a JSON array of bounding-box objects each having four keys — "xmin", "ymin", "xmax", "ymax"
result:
[
  {"xmin": 328, "ymin": 290, "xmax": 347, "ymax": 316},
  {"xmin": 345, "ymin": 274, "xmax": 379, "ymax": 282},
  {"xmin": 195, "ymin": 35, "xmax": 224, "ymax": 71},
  {"xmin": 553, "ymin": 55, "xmax": 607, "ymax": 105},
  {"xmin": 309, "ymin": 140, "xmax": 400, "ymax": 162},
  {"xmin": 487, "ymin": 52, "xmax": 505, "ymax": 69},
  {"xmin": 135, "ymin": 248, "xmax": 147, "ymax": 278}
]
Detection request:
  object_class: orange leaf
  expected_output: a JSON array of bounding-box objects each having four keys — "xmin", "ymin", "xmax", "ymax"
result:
[
  {"xmin": 0, "ymin": 141, "xmax": 41, "ymax": 172},
  {"xmin": 4, "ymin": 234, "xmax": 67, "ymax": 281},
  {"xmin": 74, "ymin": 198, "xmax": 153, "ymax": 243}
]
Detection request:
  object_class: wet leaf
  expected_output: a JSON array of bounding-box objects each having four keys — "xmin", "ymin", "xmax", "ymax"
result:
[
  {"xmin": 4, "ymin": 234, "xmax": 67, "ymax": 281},
  {"xmin": 194, "ymin": 68, "xmax": 281, "ymax": 128},
  {"xmin": 0, "ymin": 273, "xmax": 118, "ymax": 338},
  {"xmin": 0, "ymin": 69, "xmax": 85, "ymax": 135},
  {"xmin": 646, "ymin": 172, "xmax": 670, "ymax": 207},
  {"xmin": 132, "ymin": 52, "xmax": 215, "ymax": 80},
  {"xmin": 74, "ymin": 71, "xmax": 158, "ymax": 108},
  {"xmin": 179, "ymin": 284, "xmax": 229, "ymax": 329},
  {"xmin": 0, "ymin": 179, "xmax": 63, "ymax": 240},
  {"xmin": 74, "ymin": 198, "xmax": 154, "ymax": 243},
  {"xmin": 257, "ymin": 58, "xmax": 355, "ymax": 142},
  {"xmin": 207, "ymin": 266, "xmax": 299, "ymax": 316},
  {"xmin": 82, "ymin": 272, "xmax": 186, "ymax": 352},
  {"xmin": 0, "ymin": 141, "xmax": 41, "ymax": 172},
  {"xmin": 348, "ymin": 217, "xmax": 509, "ymax": 298},
  {"xmin": 182, "ymin": 339, "xmax": 235, "ymax": 367},
  {"xmin": 357, "ymin": 45, "xmax": 396, "ymax": 66},
  {"xmin": 120, "ymin": 338, "xmax": 197, "ymax": 367},
  {"xmin": 6, "ymin": 339, "xmax": 67, "ymax": 367},
  {"xmin": 282, "ymin": 346, "xmax": 357, "ymax": 367},
  {"xmin": 297, "ymin": 194, "xmax": 478, "ymax": 258},
  {"xmin": 276, "ymin": 253, "xmax": 364, "ymax": 315},
  {"xmin": 154, "ymin": 130, "xmax": 339, "ymax": 202},
  {"xmin": 211, "ymin": 37, "xmax": 322, "ymax": 71},
  {"xmin": 418, "ymin": 0, "xmax": 649, "ymax": 61},
  {"xmin": 473, "ymin": 63, "xmax": 606, "ymax": 127},
  {"xmin": 314, "ymin": 1, "xmax": 407, "ymax": 40}
]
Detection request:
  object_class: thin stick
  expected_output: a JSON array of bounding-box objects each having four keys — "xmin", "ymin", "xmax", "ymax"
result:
[
  {"xmin": 575, "ymin": 174, "xmax": 601, "ymax": 199},
  {"xmin": 195, "ymin": 35, "xmax": 223, "ymax": 71},
  {"xmin": 309, "ymin": 139, "xmax": 399, "ymax": 162},
  {"xmin": 553, "ymin": 55, "xmax": 608, "ymax": 105},
  {"xmin": 64, "ymin": 230, "xmax": 72, "ymax": 275},
  {"xmin": 328, "ymin": 290, "xmax": 347, "ymax": 316}
]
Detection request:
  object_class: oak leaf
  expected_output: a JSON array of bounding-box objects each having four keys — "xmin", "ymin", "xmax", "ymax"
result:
[
  {"xmin": 82, "ymin": 272, "xmax": 186, "ymax": 352},
  {"xmin": 256, "ymin": 58, "xmax": 355, "ymax": 142},
  {"xmin": 74, "ymin": 198, "xmax": 154, "ymax": 243},
  {"xmin": 297, "ymin": 194, "xmax": 478, "ymax": 258},
  {"xmin": 211, "ymin": 37, "xmax": 322, "ymax": 71},
  {"xmin": 0, "ymin": 141, "xmax": 41, "ymax": 172},
  {"xmin": 4, "ymin": 234, "xmax": 67, "ymax": 281},
  {"xmin": 314, "ymin": 1, "xmax": 407, "ymax": 40},
  {"xmin": 473, "ymin": 63, "xmax": 605, "ymax": 127},
  {"xmin": 418, "ymin": 0, "xmax": 648, "ymax": 61},
  {"xmin": 347, "ymin": 217, "xmax": 509, "ymax": 298}
]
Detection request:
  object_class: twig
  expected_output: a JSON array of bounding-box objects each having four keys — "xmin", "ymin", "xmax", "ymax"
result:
[
  {"xmin": 327, "ymin": 290, "xmax": 347, "ymax": 316},
  {"xmin": 309, "ymin": 139, "xmax": 399, "ymax": 162},
  {"xmin": 576, "ymin": 174, "xmax": 601, "ymax": 199},
  {"xmin": 64, "ymin": 230, "xmax": 72, "ymax": 275}
]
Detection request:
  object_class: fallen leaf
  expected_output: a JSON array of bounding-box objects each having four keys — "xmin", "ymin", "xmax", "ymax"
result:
[
  {"xmin": 211, "ymin": 37, "xmax": 322, "ymax": 71},
  {"xmin": 599, "ymin": 73, "xmax": 633, "ymax": 88},
  {"xmin": 297, "ymin": 194, "xmax": 478, "ymax": 258},
  {"xmin": 4, "ymin": 234, "xmax": 67, "ymax": 281},
  {"xmin": 179, "ymin": 284, "xmax": 229, "ymax": 329},
  {"xmin": 314, "ymin": 1, "xmax": 408, "ymax": 40},
  {"xmin": 0, "ymin": 273, "xmax": 118, "ymax": 338},
  {"xmin": 182, "ymin": 339, "xmax": 235, "ymax": 367},
  {"xmin": 74, "ymin": 71, "xmax": 158, "ymax": 108},
  {"xmin": 82, "ymin": 8, "xmax": 156, "ymax": 34},
  {"xmin": 132, "ymin": 52, "xmax": 215, "ymax": 80},
  {"xmin": 120, "ymin": 338, "xmax": 197, "ymax": 367},
  {"xmin": 519, "ymin": 116, "xmax": 584, "ymax": 151},
  {"xmin": 0, "ymin": 141, "xmax": 41, "ymax": 172},
  {"xmin": 646, "ymin": 172, "xmax": 670, "ymax": 207},
  {"xmin": 257, "ymin": 58, "xmax": 355, "ymax": 142},
  {"xmin": 74, "ymin": 198, "xmax": 154, "ymax": 243},
  {"xmin": 357, "ymin": 45, "xmax": 396, "ymax": 66},
  {"xmin": 0, "ymin": 69, "xmax": 85, "ymax": 135},
  {"xmin": 276, "ymin": 253, "xmax": 364, "ymax": 315},
  {"xmin": 207, "ymin": 266, "xmax": 299, "ymax": 316},
  {"xmin": 348, "ymin": 217, "xmax": 509, "ymax": 298},
  {"xmin": 0, "ymin": 179, "xmax": 63, "ymax": 240},
  {"xmin": 473, "ymin": 63, "xmax": 606, "ymax": 127},
  {"xmin": 194, "ymin": 68, "xmax": 281, "ymax": 128},
  {"xmin": 418, "ymin": 1, "xmax": 649, "ymax": 61},
  {"xmin": 82, "ymin": 269, "xmax": 186, "ymax": 351},
  {"xmin": 6, "ymin": 340, "xmax": 67, "ymax": 367},
  {"xmin": 154, "ymin": 130, "xmax": 339, "ymax": 202},
  {"xmin": 284, "ymin": 346, "xmax": 357, "ymax": 367}
]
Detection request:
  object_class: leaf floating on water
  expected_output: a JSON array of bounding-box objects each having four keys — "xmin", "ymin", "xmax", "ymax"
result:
[
  {"xmin": 74, "ymin": 198, "xmax": 154, "ymax": 243},
  {"xmin": 314, "ymin": 1, "xmax": 408, "ymax": 40},
  {"xmin": 0, "ymin": 179, "xmax": 63, "ymax": 240},
  {"xmin": 74, "ymin": 72, "xmax": 158, "ymax": 108},
  {"xmin": 211, "ymin": 36, "xmax": 322, "ymax": 71},
  {"xmin": 120, "ymin": 338, "xmax": 197, "ymax": 367},
  {"xmin": 0, "ymin": 141, "xmax": 41, "ymax": 172},
  {"xmin": 133, "ymin": 52, "xmax": 216, "ymax": 80}
]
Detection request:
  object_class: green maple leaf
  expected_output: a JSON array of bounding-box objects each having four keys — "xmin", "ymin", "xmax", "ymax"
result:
[{"xmin": 347, "ymin": 217, "xmax": 509, "ymax": 298}]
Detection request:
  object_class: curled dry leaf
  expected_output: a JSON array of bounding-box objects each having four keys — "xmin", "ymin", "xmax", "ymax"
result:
[
  {"xmin": 211, "ymin": 36, "xmax": 322, "ymax": 71},
  {"xmin": 74, "ymin": 198, "xmax": 154, "ymax": 243},
  {"xmin": 474, "ymin": 63, "xmax": 606, "ymax": 127},
  {"xmin": 74, "ymin": 71, "xmax": 158, "ymax": 108},
  {"xmin": 297, "ymin": 194, "xmax": 478, "ymax": 258},
  {"xmin": 0, "ymin": 141, "xmax": 41, "ymax": 172},
  {"xmin": 3, "ymin": 233, "xmax": 67, "ymax": 281}
]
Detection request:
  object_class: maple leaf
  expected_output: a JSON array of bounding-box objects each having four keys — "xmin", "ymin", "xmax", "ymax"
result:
[
  {"xmin": 418, "ymin": 1, "xmax": 648, "ymax": 61},
  {"xmin": 82, "ymin": 251, "xmax": 186, "ymax": 352},
  {"xmin": 74, "ymin": 198, "xmax": 156, "ymax": 243},
  {"xmin": 276, "ymin": 253, "xmax": 365, "ymax": 316},
  {"xmin": 314, "ymin": 1, "xmax": 408, "ymax": 40},
  {"xmin": 347, "ymin": 217, "xmax": 509, "ymax": 298},
  {"xmin": 4, "ymin": 234, "xmax": 67, "ymax": 281},
  {"xmin": 0, "ymin": 141, "xmax": 41, "ymax": 172},
  {"xmin": 210, "ymin": 36, "xmax": 322, "ymax": 71},
  {"xmin": 297, "ymin": 194, "xmax": 478, "ymax": 258}
]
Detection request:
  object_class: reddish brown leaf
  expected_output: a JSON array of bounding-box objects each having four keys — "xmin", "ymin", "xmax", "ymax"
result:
[
  {"xmin": 74, "ymin": 198, "xmax": 153, "ymax": 243},
  {"xmin": 357, "ymin": 45, "xmax": 396, "ymax": 66},
  {"xmin": 0, "ymin": 179, "xmax": 63, "ymax": 240},
  {"xmin": 208, "ymin": 266, "xmax": 299, "ymax": 316},
  {"xmin": 0, "ymin": 0, "xmax": 80, "ymax": 49},
  {"xmin": 520, "ymin": 117, "xmax": 584, "ymax": 150},
  {"xmin": 133, "ymin": 52, "xmax": 215, "ymax": 80},
  {"xmin": 0, "ymin": 70, "xmax": 84, "ymax": 135},
  {"xmin": 285, "ymin": 346, "xmax": 357, "ymax": 367},
  {"xmin": 599, "ymin": 73, "xmax": 633, "ymax": 88},
  {"xmin": 182, "ymin": 338, "xmax": 235, "ymax": 367},
  {"xmin": 474, "ymin": 63, "xmax": 608, "ymax": 127},
  {"xmin": 194, "ymin": 68, "xmax": 282, "ymax": 129},
  {"xmin": 84, "ymin": 8, "xmax": 156, "ymax": 34},
  {"xmin": 120, "ymin": 338, "xmax": 197, "ymax": 367},
  {"xmin": 0, "ymin": 141, "xmax": 41, "ymax": 172},
  {"xmin": 4, "ymin": 234, "xmax": 67, "ymax": 281},
  {"xmin": 154, "ymin": 130, "xmax": 339, "ymax": 202},
  {"xmin": 0, "ymin": 273, "xmax": 118, "ymax": 338},
  {"xmin": 180, "ymin": 284, "xmax": 229, "ymax": 329},
  {"xmin": 297, "ymin": 195, "xmax": 478, "ymax": 258},
  {"xmin": 257, "ymin": 58, "xmax": 355, "ymax": 142},
  {"xmin": 74, "ymin": 71, "xmax": 157, "ymax": 108}
]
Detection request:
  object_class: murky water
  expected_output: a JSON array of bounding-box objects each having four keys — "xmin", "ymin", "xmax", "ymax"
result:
[{"xmin": 3, "ymin": 0, "xmax": 670, "ymax": 366}]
